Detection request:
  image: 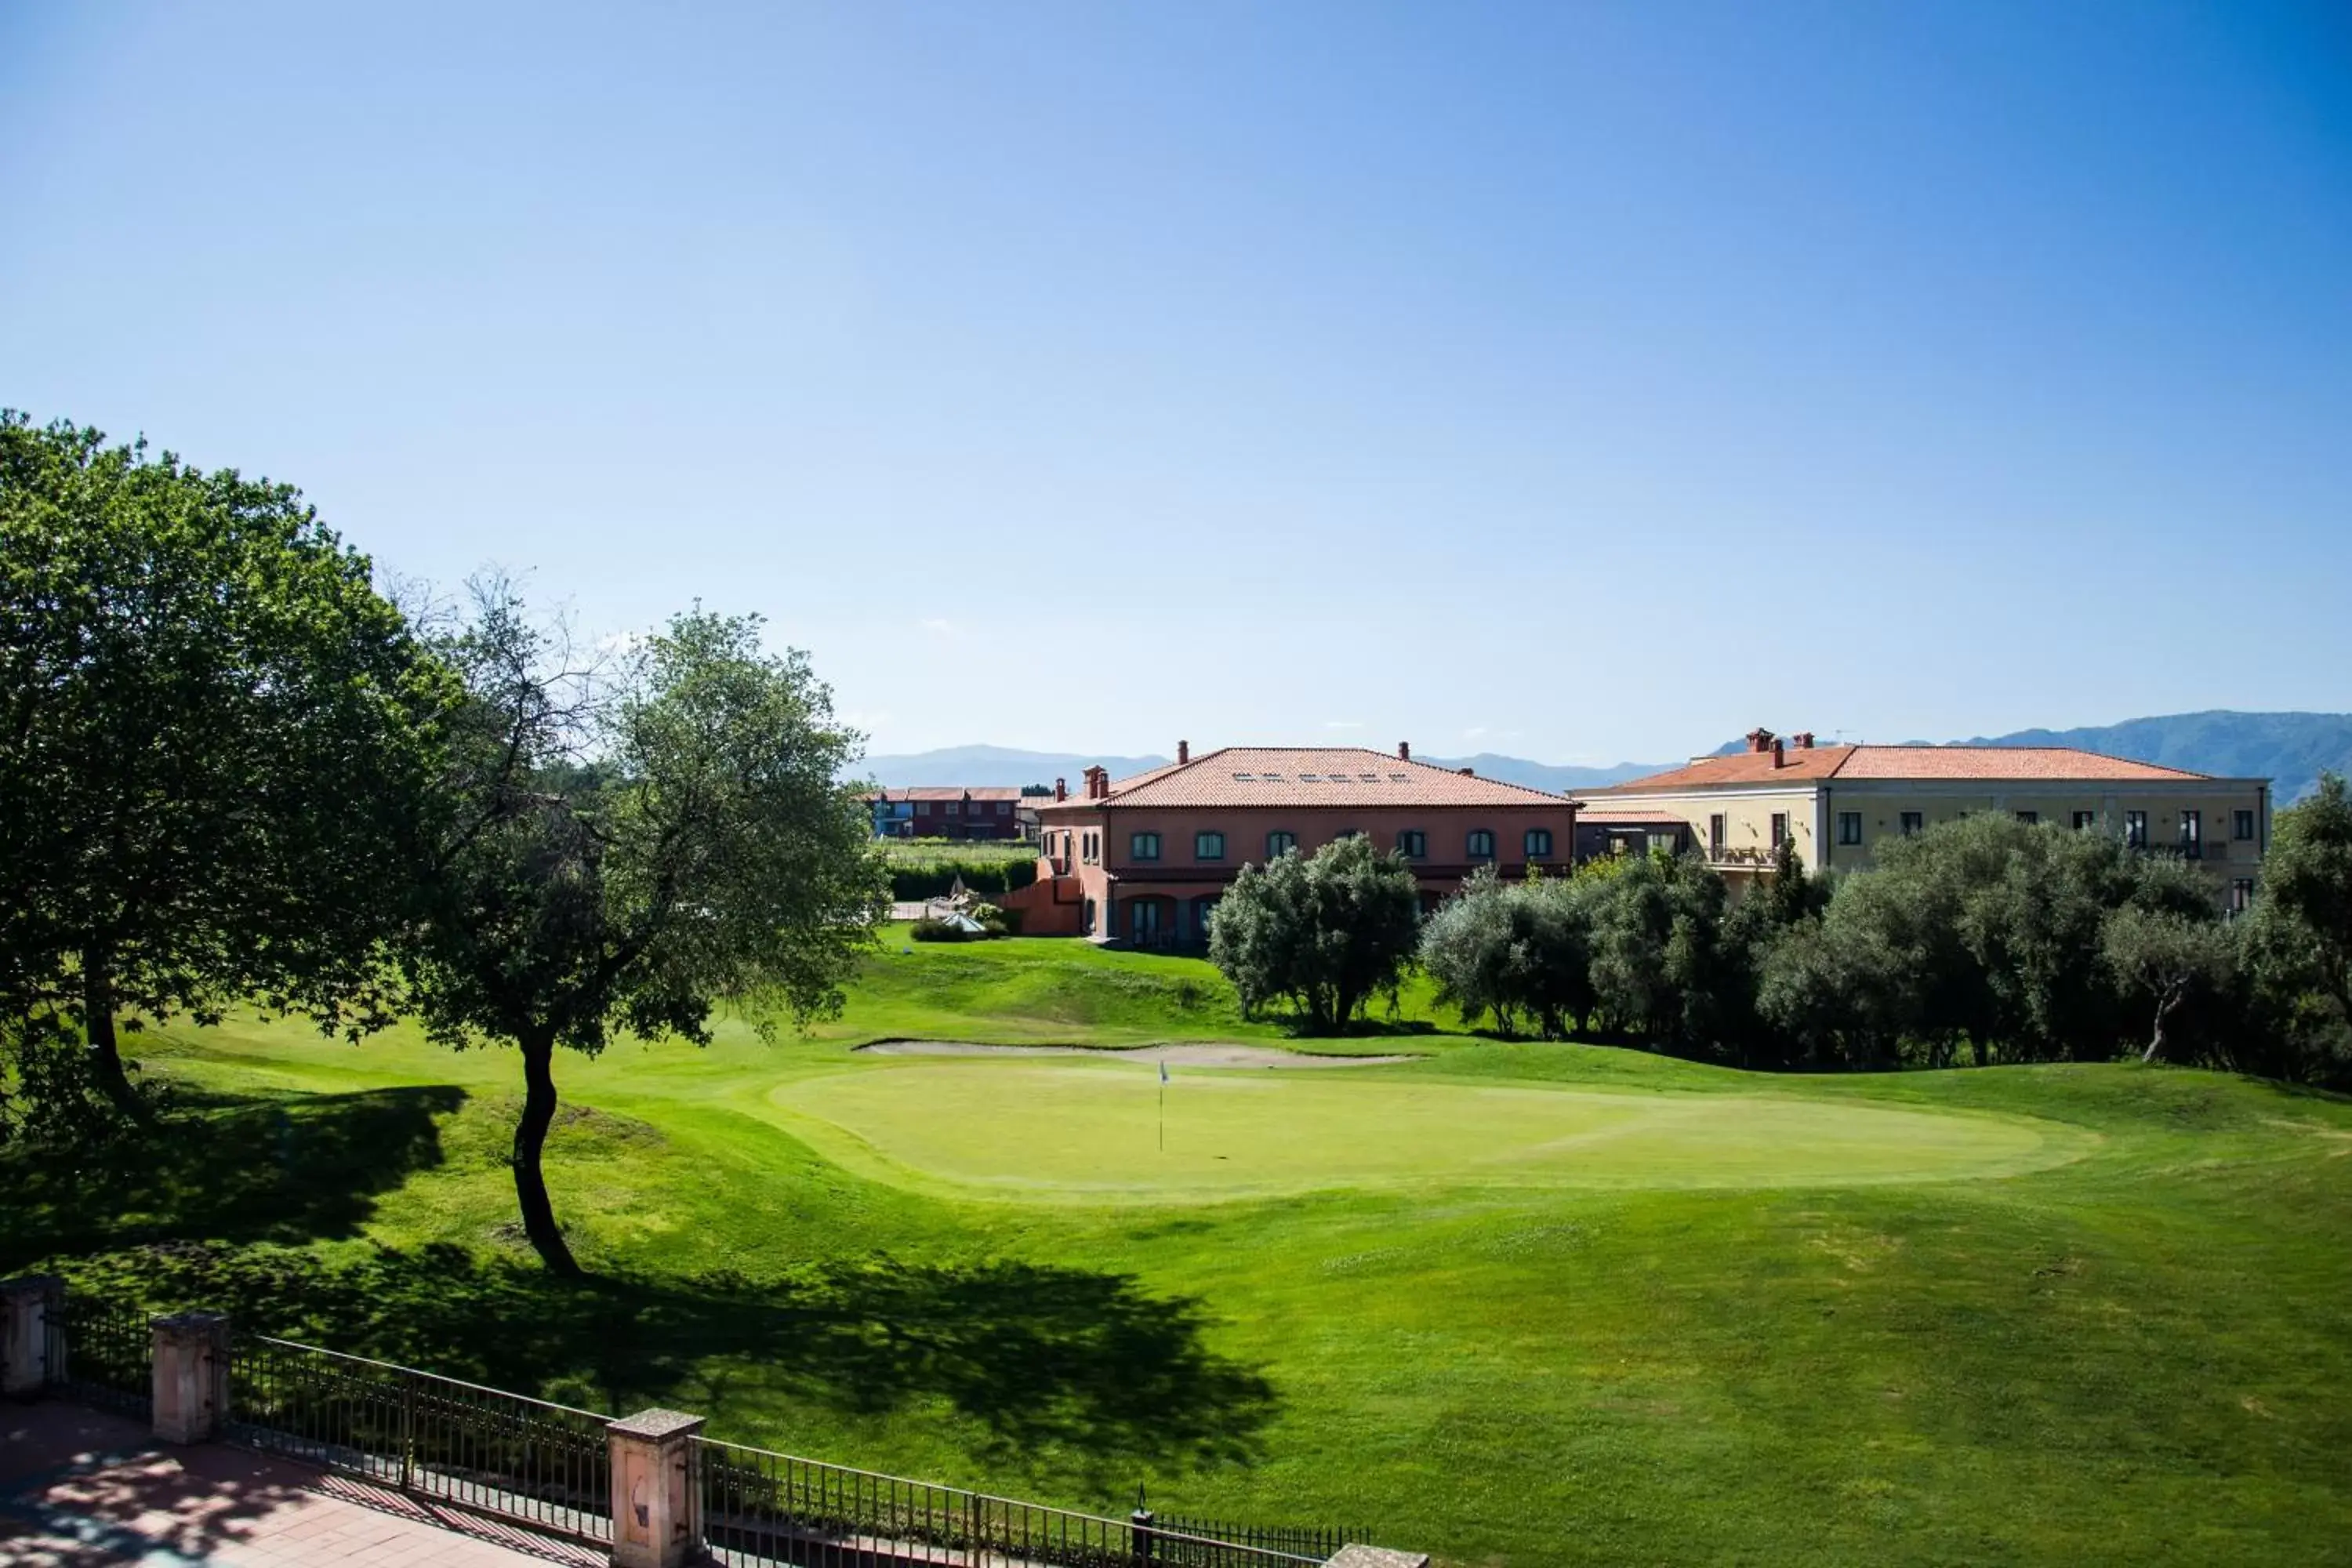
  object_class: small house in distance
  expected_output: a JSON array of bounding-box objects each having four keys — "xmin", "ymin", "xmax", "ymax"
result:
[
  {"xmin": 1582, "ymin": 728, "xmax": 2270, "ymax": 910},
  {"xmin": 867, "ymin": 786, "xmax": 1028, "ymax": 840},
  {"xmin": 1006, "ymin": 742, "xmax": 1581, "ymax": 947}
]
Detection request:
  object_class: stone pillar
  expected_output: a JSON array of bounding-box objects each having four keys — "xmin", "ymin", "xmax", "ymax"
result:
[
  {"xmin": 608, "ymin": 1407, "xmax": 703, "ymax": 1568},
  {"xmin": 1325, "ymin": 1549, "xmax": 1430, "ymax": 1568},
  {"xmin": 2, "ymin": 1276, "xmax": 66, "ymax": 1396},
  {"xmin": 151, "ymin": 1312, "xmax": 230, "ymax": 1444}
]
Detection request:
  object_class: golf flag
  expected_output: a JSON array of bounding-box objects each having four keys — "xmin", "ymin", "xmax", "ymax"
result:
[{"xmin": 1160, "ymin": 1060, "xmax": 1170, "ymax": 1083}]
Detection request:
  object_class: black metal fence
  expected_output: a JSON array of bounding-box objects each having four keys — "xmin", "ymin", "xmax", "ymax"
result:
[
  {"xmin": 698, "ymin": 1436, "xmax": 1323, "ymax": 1568},
  {"xmin": 1155, "ymin": 1513, "xmax": 1359, "ymax": 1563},
  {"xmin": 53, "ymin": 1294, "xmax": 151, "ymax": 1418},
  {"xmin": 227, "ymin": 1333, "xmax": 613, "ymax": 1544}
]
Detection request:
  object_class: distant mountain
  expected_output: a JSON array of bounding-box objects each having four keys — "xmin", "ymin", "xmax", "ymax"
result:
[
  {"xmin": 1958, "ymin": 711, "xmax": 2352, "ymax": 803},
  {"xmin": 857, "ymin": 744, "xmax": 1170, "ymax": 789},
  {"xmin": 855, "ymin": 742, "xmax": 1666, "ymax": 794},
  {"xmin": 857, "ymin": 713, "xmax": 2352, "ymax": 804},
  {"xmin": 1419, "ymin": 753, "xmax": 1670, "ymax": 793}
]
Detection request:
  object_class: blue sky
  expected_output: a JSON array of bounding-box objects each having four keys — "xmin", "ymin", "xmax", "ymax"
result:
[{"xmin": 5, "ymin": 2, "xmax": 2348, "ymax": 764}]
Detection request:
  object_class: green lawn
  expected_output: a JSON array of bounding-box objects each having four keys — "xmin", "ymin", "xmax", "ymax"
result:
[{"xmin": 9, "ymin": 930, "xmax": 2351, "ymax": 1566}]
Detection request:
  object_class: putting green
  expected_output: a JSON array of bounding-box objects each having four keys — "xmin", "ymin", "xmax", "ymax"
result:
[{"xmin": 769, "ymin": 1059, "xmax": 2096, "ymax": 1203}]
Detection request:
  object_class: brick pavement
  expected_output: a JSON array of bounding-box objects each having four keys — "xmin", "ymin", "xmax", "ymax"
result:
[{"xmin": 2, "ymin": 1402, "xmax": 605, "ymax": 1567}]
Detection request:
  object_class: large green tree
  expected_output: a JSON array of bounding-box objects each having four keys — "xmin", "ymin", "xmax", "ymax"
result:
[
  {"xmin": 1418, "ymin": 866, "xmax": 1596, "ymax": 1040},
  {"xmin": 1208, "ymin": 834, "xmax": 1421, "ymax": 1035},
  {"xmin": 402, "ymin": 587, "xmax": 887, "ymax": 1273},
  {"xmin": 2242, "ymin": 773, "xmax": 2352, "ymax": 1080},
  {"xmin": 0, "ymin": 412, "xmax": 450, "ymax": 1124}
]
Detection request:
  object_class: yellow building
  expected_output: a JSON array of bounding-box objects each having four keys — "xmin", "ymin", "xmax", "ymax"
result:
[{"xmin": 1584, "ymin": 728, "xmax": 2270, "ymax": 910}]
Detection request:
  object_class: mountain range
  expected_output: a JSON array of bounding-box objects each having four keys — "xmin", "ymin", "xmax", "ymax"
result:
[{"xmin": 860, "ymin": 712, "xmax": 2352, "ymax": 804}]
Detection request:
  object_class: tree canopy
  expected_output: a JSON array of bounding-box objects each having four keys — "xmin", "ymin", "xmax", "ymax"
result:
[
  {"xmin": 0, "ymin": 412, "xmax": 451, "ymax": 1129},
  {"xmin": 401, "ymin": 585, "xmax": 887, "ymax": 1272},
  {"xmin": 1207, "ymin": 834, "xmax": 1421, "ymax": 1035}
]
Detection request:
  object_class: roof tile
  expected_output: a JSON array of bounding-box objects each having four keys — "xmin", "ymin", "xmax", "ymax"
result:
[{"xmin": 1037, "ymin": 746, "xmax": 1576, "ymax": 810}]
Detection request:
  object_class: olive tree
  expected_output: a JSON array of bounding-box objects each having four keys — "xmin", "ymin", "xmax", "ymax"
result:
[
  {"xmin": 1207, "ymin": 834, "xmax": 1421, "ymax": 1035},
  {"xmin": 0, "ymin": 412, "xmax": 449, "ymax": 1127},
  {"xmin": 402, "ymin": 586, "xmax": 887, "ymax": 1273},
  {"xmin": 2101, "ymin": 904, "xmax": 2234, "ymax": 1062}
]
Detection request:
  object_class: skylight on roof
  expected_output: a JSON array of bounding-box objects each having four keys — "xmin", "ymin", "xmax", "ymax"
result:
[
  {"xmin": 1232, "ymin": 771, "xmax": 1254, "ymax": 781},
  {"xmin": 1259, "ymin": 772, "xmax": 1285, "ymax": 782},
  {"xmin": 1388, "ymin": 772, "xmax": 1409, "ymax": 781},
  {"xmin": 1299, "ymin": 772, "xmax": 1321, "ymax": 782},
  {"xmin": 1358, "ymin": 773, "xmax": 1380, "ymax": 782}
]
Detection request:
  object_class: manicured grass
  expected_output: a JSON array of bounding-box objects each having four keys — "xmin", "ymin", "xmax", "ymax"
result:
[
  {"xmin": 776, "ymin": 1059, "xmax": 2096, "ymax": 1201},
  {"xmin": 9, "ymin": 932, "xmax": 2351, "ymax": 1566}
]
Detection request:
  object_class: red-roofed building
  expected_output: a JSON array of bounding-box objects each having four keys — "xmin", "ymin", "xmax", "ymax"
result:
[
  {"xmin": 1584, "ymin": 728, "xmax": 2269, "ymax": 906},
  {"xmin": 868, "ymin": 786, "xmax": 1029, "ymax": 840},
  {"xmin": 1006, "ymin": 742, "xmax": 1581, "ymax": 946}
]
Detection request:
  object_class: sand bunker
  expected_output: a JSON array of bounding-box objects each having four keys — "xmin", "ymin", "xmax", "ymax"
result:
[{"xmin": 855, "ymin": 1039, "xmax": 1420, "ymax": 1069}]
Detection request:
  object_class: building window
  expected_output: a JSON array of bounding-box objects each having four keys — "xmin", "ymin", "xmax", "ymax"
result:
[
  {"xmin": 916, "ymin": 800, "xmax": 931, "ymax": 817},
  {"xmin": 945, "ymin": 800, "xmax": 960, "ymax": 816},
  {"xmin": 1131, "ymin": 832, "xmax": 1161, "ymax": 862},
  {"xmin": 2232, "ymin": 878, "xmax": 2255, "ymax": 913},
  {"xmin": 1398, "ymin": 829, "xmax": 1426, "ymax": 858},
  {"xmin": 1900, "ymin": 811, "xmax": 1925, "ymax": 837},
  {"xmin": 1195, "ymin": 831, "xmax": 1225, "ymax": 861},
  {"xmin": 2180, "ymin": 810, "xmax": 2201, "ymax": 858},
  {"xmin": 2073, "ymin": 811, "xmax": 2097, "ymax": 831},
  {"xmin": 1837, "ymin": 811, "xmax": 1863, "ymax": 845},
  {"xmin": 2234, "ymin": 809, "xmax": 2256, "ymax": 840},
  {"xmin": 1080, "ymin": 898, "xmax": 1097, "ymax": 935},
  {"xmin": 1708, "ymin": 814, "xmax": 1727, "ymax": 855},
  {"xmin": 1524, "ymin": 828, "xmax": 1553, "ymax": 858},
  {"xmin": 1083, "ymin": 831, "xmax": 1100, "ymax": 864},
  {"xmin": 1467, "ymin": 829, "xmax": 1496, "ymax": 862},
  {"xmin": 997, "ymin": 801, "xmax": 1011, "ymax": 815},
  {"xmin": 2125, "ymin": 810, "xmax": 2149, "ymax": 849},
  {"xmin": 2016, "ymin": 811, "xmax": 2039, "ymax": 826},
  {"xmin": 1769, "ymin": 813, "xmax": 1788, "ymax": 849},
  {"xmin": 1266, "ymin": 831, "xmax": 1297, "ymax": 858}
]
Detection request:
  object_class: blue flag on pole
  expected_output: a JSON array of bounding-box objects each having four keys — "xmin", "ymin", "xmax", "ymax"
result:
[{"xmin": 1160, "ymin": 1060, "xmax": 1170, "ymax": 1083}]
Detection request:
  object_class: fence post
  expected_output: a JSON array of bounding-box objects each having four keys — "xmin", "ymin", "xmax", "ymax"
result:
[
  {"xmin": 608, "ymin": 1406, "xmax": 703, "ymax": 1568},
  {"xmin": 151, "ymin": 1312, "xmax": 230, "ymax": 1444},
  {"xmin": 2, "ymin": 1276, "xmax": 66, "ymax": 1396},
  {"xmin": 1129, "ymin": 1502, "xmax": 1156, "ymax": 1566}
]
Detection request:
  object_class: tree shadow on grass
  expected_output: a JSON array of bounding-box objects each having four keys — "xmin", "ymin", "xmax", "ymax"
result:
[
  {"xmin": 0, "ymin": 1085, "xmax": 460, "ymax": 1274},
  {"xmin": 53, "ymin": 1239, "xmax": 1278, "ymax": 1494}
]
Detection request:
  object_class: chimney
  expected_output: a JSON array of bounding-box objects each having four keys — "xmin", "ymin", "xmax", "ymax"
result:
[
  {"xmin": 1083, "ymin": 764, "xmax": 1107, "ymax": 800},
  {"xmin": 1458, "ymin": 766, "xmax": 1475, "ymax": 777},
  {"xmin": 1747, "ymin": 727, "xmax": 1777, "ymax": 755},
  {"xmin": 1054, "ymin": 777, "xmax": 1067, "ymax": 803},
  {"xmin": 1772, "ymin": 739, "xmax": 1786, "ymax": 769},
  {"xmin": 1794, "ymin": 731, "xmax": 1815, "ymax": 750},
  {"xmin": 1398, "ymin": 741, "xmax": 1411, "ymax": 761},
  {"xmin": 1177, "ymin": 739, "xmax": 1189, "ymax": 764}
]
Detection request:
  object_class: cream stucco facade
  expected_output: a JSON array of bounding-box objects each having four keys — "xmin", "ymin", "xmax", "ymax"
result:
[{"xmin": 1587, "ymin": 734, "xmax": 2270, "ymax": 909}]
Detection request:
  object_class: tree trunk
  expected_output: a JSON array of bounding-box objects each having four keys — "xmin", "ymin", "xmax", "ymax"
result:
[
  {"xmin": 512, "ymin": 1026, "xmax": 582, "ymax": 1276},
  {"xmin": 2142, "ymin": 985, "xmax": 2179, "ymax": 1064},
  {"xmin": 80, "ymin": 954, "xmax": 144, "ymax": 1116}
]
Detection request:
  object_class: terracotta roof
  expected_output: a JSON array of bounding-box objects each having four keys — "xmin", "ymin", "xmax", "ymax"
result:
[
  {"xmin": 874, "ymin": 786, "xmax": 1029, "ymax": 802},
  {"xmin": 1591, "ymin": 744, "xmax": 2220, "ymax": 794},
  {"xmin": 1035, "ymin": 747, "xmax": 1577, "ymax": 811}
]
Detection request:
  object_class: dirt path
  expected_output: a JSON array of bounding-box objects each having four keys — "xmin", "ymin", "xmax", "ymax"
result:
[{"xmin": 855, "ymin": 1039, "xmax": 1421, "ymax": 1069}]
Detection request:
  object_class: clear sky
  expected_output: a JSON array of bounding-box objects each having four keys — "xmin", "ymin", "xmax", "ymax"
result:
[{"xmin": 5, "ymin": 3, "xmax": 2349, "ymax": 765}]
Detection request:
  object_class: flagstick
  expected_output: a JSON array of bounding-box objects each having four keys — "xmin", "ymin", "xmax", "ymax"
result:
[{"xmin": 1158, "ymin": 1079, "xmax": 1165, "ymax": 1152}]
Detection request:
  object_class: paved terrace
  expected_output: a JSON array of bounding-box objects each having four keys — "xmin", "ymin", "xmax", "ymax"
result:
[{"xmin": 2, "ymin": 1403, "xmax": 602, "ymax": 1568}]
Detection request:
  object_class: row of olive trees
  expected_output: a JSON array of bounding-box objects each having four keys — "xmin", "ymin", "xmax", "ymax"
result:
[
  {"xmin": 1213, "ymin": 793, "xmax": 2352, "ymax": 1085},
  {"xmin": 2, "ymin": 412, "xmax": 890, "ymax": 1272}
]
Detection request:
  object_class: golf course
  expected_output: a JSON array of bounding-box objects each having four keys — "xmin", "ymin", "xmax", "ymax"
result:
[{"xmin": 9, "ymin": 929, "xmax": 2350, "ymax": 1566}]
